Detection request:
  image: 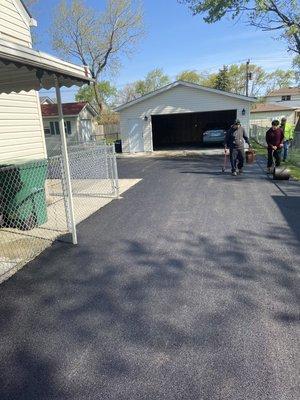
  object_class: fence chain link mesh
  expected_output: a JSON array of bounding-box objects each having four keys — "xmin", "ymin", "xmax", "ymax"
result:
[
  {"xmin": 250, "ymin": 124, "xmax": 300, "ymax": 167},
  {"xmin": 0, "ymin": 144, "xmax": 118, "ymax": 282}
]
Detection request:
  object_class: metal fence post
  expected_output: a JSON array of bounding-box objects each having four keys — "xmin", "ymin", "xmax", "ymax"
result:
[
  {"xmin": 111, "ymin": 145, "xmax": 120, "ymax": 198},
  {"xmin": 55, "ymin": 78, "xmax": 77, "ymax": 244}
]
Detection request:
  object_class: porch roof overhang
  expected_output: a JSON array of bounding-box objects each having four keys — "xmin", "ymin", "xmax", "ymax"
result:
[{"xmin": 0, "ymin": 39, "xmax": 93, "ymax": 94}]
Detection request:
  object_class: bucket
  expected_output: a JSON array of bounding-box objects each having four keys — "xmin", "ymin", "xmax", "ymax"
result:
[
  {"xmin": 273, "ymin": 167, "xmax": 290, "ymax": 180},
  {"xmin": 245, "ymin": 149, "xmax": 255, "ymax": 164}
]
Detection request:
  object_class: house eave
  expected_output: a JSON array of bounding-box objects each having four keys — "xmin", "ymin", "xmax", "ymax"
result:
[
  {"xmin": 0, "ymin": 39, "xmax": 93, "ymax": 94},
  {"xmin": 42, "ymin": 114, "xmax": 79, "ymax": 119}
]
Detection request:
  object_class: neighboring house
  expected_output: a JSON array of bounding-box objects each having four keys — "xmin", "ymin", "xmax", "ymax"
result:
[
  {"xmin": 250, "ymin": 103, "xmax": 299, "ymax": 128},
  {"xmin": 115, "ymin": 81, "xmax": 256, "ymax": 153},
  {"xmin": 40, "ymin": 96, "xmax": 55, "ymax": 105},
  {"xmin": 265, "ymin": 87, "xmax": 300, "ymax": 109},
  {"xmin": 0, "ymin": 0, "xmax": 46, "ymax": 163},
  {"xmin": 41, "ymin": 102, "xmax": 98, "ymax": 150}
]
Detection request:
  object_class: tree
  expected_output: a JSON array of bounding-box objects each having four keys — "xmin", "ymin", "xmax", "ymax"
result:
[
  {"xmin": 116, "ymin": 83, "xmax": 140, "ymax": 104},
  {"xmin": 176, "ymin": 70, "xmax": 202, "ymax": 83},
  {"xmin": 51, "ymin": 0, "xmax": 144, "ymax": 111},
  {"xmin": 198, "ymin": 72, "xmax": 218, "ymax": 88},
  {"xmin": 75, "ymin": 81, "xmax": 117, "ymax": 107},
  {"xmin": 180, "ymin": 1, "xmax": 300, "ymax": 56},
  {"xmin": 293, "ymin": 56, "xmax": 300, "ymax": 84},
  {"xmin": 266, "ymin": 69, "xmax": 297, "ymax": 92},
  {"xmin": 97, "ymin": 109, "xmax": 120, "ymax": 125},
  {"xmin": 226, "ymin": 64, "xmax": 268, "ymax": 96},
  {"xmin": 214, "ymin": 65, "xmax": 230, "ymax": 91},
  {"xmin": 76, "ymin": 81, "xmax": 119, "ymax": 125},
  {"xmin": 135, "ymin": 68, "xmax": 170, "ymax": 96}
]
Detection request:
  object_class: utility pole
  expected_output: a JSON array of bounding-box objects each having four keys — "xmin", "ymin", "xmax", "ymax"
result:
[{"xmin": 246, "ymin": 59, "xmax": 251, "ymax": 97}]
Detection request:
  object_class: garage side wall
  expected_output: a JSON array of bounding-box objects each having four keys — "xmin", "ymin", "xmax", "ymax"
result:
[{"xmin": 119, "ymin": 85, "xmax": 251, "ymax": 152}]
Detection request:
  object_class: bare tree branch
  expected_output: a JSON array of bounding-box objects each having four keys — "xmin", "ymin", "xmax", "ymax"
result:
[{"xmin": 51, "ymin": 0, "xmax": 144, "ymax": 111}]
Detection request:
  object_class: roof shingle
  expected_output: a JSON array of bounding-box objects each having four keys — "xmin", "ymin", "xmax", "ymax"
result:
[
  {"xmin": 267, "ymin": 87, "xmax": 300, "ymax": 96},
  {"xmin": 251, "ymin": 103, "xmax": 295, "ymax": 113},
  {"xmin": 41, "ymin": 102, "xmax": 88, "ymax": 117}
]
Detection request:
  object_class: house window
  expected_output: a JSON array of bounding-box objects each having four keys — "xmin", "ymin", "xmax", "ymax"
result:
[
  {"xmin": 282, "ymin": 95, "xmax": 291, "ymax": 101},
  {"xmin": 65, "ymin": 121, "xmax": 72, "ymax": 135},
  {"xmin": 50, "ymin": 121, "xmax": 60, "ymax": 135},
  {"xmin": 49, "ymin": 121, "xmax": 72, "ymax": 135}
]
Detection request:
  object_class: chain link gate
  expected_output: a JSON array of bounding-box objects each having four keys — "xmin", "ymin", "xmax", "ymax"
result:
[{"xmin": 0, "ymin": 144, "xmax": 119, "ymax": 282}]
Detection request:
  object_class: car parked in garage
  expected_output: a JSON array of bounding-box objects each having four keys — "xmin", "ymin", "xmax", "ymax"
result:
[
  {"xmin": 203, "ymin": 129, "xmax": 226, "ymax": 144},
  {"xmin": 115, "ymin": 81, "xmax": 256, "ymax": 153}
]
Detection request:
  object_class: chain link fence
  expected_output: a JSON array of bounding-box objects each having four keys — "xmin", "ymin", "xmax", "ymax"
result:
[
  {"xmin": 250, "ymin": 124, "xmax": 300, "ymax": 167},
  {"xmin": 0, "ymin": 144, "xmax": 119, "ymax": 282},
  {"xmin": 250, "ymin": 125, "xmax": 266, "ymax": 146}
]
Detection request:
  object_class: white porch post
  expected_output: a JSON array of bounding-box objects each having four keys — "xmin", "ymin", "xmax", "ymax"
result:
[{"xmin": 55, "ymin": 77, "xmax": 78, "ymax": 244}]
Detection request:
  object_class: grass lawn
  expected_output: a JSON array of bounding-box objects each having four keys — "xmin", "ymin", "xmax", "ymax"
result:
[
  {"xmin": 251, "ymin": 140, "xmax": 266, "ymax": 157},
  {"xmin": 250, "ymin": 139, "xmax": 300, "ymax": 180}
]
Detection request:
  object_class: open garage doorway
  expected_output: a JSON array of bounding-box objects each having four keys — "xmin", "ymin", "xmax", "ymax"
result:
[{"xmin": 152, "ymin": 109, "xmax": 237, "ymax": 150}]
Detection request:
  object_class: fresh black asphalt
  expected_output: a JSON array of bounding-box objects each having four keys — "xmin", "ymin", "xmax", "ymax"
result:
[{"xmin": 0, "ymin": 155, "xmax": 299, "ymax": 400}]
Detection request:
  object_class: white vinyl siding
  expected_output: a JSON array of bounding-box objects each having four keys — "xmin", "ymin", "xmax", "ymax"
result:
[
  {"xmin": 250, "ymin": 110, "xmax": 295, "ymax": 127},
  {"xmin": 265, "ymin": 94, "xmax": 300, "ymax": 109},
  {"xmin": 0, "ymin": 1, "xmax": 46, "ymax": 163},
  {"xmin": 0, "ymin": 91, "xmax": 47, "ymax": 162},
  {"xmin": 119, "ymin": 85, "xmax": 251, "ymax": 152},
  {"xmin": 43, "ymin": 117, "xmax": 77, "ymax": 138},
  {"xmin": 0, "ymin": 0, "xmax": 32, "ymax": 47}
]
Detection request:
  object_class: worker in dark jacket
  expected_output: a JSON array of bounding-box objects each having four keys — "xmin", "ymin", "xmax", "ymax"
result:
[
  {"xmin": 224, "ymin": 119, "xmax": 250, "ymax": 176},
  {"xmin": 265, "ymin": 120, "xmax": 284, "ymax": 173}
]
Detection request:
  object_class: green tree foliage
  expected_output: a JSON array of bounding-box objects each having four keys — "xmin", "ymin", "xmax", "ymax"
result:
[
  {"xmin": 214, "ymin": 65, "xmax": 230, "ymax": 91},
  {"xmin": 75, "ymin": 82, "xmax": 117, "ymax": 107},
  {"xmin": 226, "ymin": 64, "xmax": 268, "ymax": 96},
  {"xmin": 292, "ymin": 56, "xmax": 300, "ymax": 84},
  {"xmin": 176, "ymin": 70, "xmax": 202, "ymax": 83},
  {"xmin": 266, "ymin": 69, "xmax": 297, "ymax": 92},
  {"xmin": 180, "ymin": 1, "xmax": 300, "ymax": 56},
  {"xmin": 176, "ymin": 64, "xmax": 296, "ymax": 96},
  {"xmin": 199, "ymin": 72, "xmax": 218, "ymax": 88},
  {"xmin": 135, "ymin": 69, "xmax": 170, "ymax": 96},
  {"xmin": 76, "ymin": 82, "xmax": 119, "ymax": 125}
]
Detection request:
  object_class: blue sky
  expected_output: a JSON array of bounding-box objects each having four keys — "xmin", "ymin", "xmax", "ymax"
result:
[{"xmin": 32, "ymin": 0, "xmax": 293, "ymax": 100}]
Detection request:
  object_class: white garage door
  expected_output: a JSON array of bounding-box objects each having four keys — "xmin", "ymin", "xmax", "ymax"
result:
[{"xmin": 128, "ymin": 119, "xmax": 144, "ymax": 152}]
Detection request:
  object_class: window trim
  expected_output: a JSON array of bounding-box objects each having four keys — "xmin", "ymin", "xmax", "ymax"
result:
[
  {"xmin": 49, "ymin": 120, "xmax": 72, "ymax": 135},
  {"xmin": 282, "ymin": 95, "xmax": 291, "ymax": 101}
]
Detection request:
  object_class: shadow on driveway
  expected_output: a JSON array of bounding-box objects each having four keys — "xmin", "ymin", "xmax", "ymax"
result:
[
  {"xmin": 0, "ymin": 156, "xmax": 299, "ymax": 399},
  {"xmin": 0, "ymin": 228, "xmax": 299, "ymax": 399}
]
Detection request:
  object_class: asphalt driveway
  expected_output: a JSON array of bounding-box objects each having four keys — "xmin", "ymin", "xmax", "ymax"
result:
[{"xmin": 0, "ymin": 155, "xmax": 299, "ymax": 400}]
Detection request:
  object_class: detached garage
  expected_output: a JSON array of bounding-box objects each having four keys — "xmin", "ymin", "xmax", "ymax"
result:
[{"xmin": 115, "ymin": 81, "xmax": 256, "ymax": 153}]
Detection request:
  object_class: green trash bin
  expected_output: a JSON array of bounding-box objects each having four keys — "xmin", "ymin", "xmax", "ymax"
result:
[{"xmin": 0, "ymin": 159, "xmax": 48, "ymax": 230}]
